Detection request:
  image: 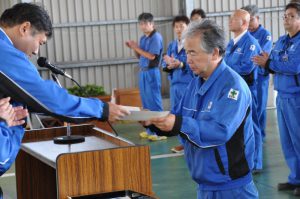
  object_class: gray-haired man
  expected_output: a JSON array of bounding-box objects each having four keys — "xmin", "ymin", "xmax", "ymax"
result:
[{"xmin": 143, "ymin": 20, "xmax": 258, "ymax": 199}]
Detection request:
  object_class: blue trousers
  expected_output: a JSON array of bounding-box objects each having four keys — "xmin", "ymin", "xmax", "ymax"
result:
[
  {"xmin": 276, "ymin": 95, "xmax": 300, "ymax": 184},
  {"xmin": 257, "ymin": 74, "xmax": 270, "ymax": 140},
  {"xmin": 250, "ymin": 87, "xmax": 263, "ymax": 170},
  {"xmin": 170, "ymin": 83, "xmax": 189, "ymax": 110},
  {"xmin": 197, "ymin": 181, "xmax": 258, "ymax": 199},
  {"xmin": 139, "ymin": 68, "xmax": 163, "ymax": 135}
]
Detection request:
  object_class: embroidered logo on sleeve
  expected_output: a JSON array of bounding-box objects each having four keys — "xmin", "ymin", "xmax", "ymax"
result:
[
  {"xmin": 266, "ymin": 35, "xmax": 271, "ymax": 41},
  {"xmin": 250, "ymin": 45, "xmax": 256, "ymax": 51},
  {"xmin": 228, "ymin": 89, "xmax": 239, "ymax": 100}
]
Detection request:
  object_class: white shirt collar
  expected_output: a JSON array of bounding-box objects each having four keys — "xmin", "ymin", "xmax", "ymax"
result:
[
  {"xmin": 0, "ymin": 27, "xmax": 13, "ymax": 45},
  {"xmin": 177, "ymin": 39, "xmax": 184, "ymax": 53},
  {"xmin": 233, "ymin": 30, "xmax": 247, "ymax": 45}
]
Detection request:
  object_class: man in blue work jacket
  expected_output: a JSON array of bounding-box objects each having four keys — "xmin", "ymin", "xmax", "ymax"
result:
[
  {"xmin": 242, "ymin": 5, "xmax": 273, "ymax": 141},
  {"xmin": 0, "ymin": 3, "xmax": 129, "ymax": 181},
  {"xmin": 224, "ymin": 9, "xmax": 263, "ymax": 173},
  {"xmin": 253, "ymin": 2, "xmax": 300, "ymax": 196},
  {"xmin": 126, "ymin": 13, "xmax": 165, "ymax": 141},
  {"xmin": 162, "ymin": 15, "xmax": 194, "ymax": 153},
  {"xmin": 0, "ymin": 97, "xmax": 28, "ymax": 199},
  {"xmin": 143, "ymin": 20, "xmax": 258, "ymax": 199}
]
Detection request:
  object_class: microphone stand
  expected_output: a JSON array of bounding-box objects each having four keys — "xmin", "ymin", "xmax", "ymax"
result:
[{"xmin": 51, "ymin": 73, "xmax": 85, "ymax": 144}]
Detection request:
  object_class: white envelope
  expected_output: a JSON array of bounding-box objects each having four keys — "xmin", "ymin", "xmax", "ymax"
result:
[{"xmin": 119, "ymin": 106, "xmax": 169, "ymax": 121}]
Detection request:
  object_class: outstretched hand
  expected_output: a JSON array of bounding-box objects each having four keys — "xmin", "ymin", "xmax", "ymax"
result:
[{"xmin": 108, "ymin": 102, "xmax": 130, "ymax": 122}]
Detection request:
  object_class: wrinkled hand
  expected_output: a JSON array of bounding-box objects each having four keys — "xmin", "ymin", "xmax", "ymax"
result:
[
  {"xmin": 150, "ymin": 114, "xmax": 175, "ymax": 132},
  {"xmin": 108, "ymin": 102, "xmax": 130, "ymax": 122},
  {"xmin": 0, "ymin": 97, "xmax": 28, "ymax": 127},
  {"xmin": 252, "ymin": 52, "xmax": 269, "ymax": 68}
]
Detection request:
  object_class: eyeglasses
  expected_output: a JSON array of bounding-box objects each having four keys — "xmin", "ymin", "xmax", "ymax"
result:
[{"xmin": 282, "ymin": 14, "xmax": 299, "ymax": 20}]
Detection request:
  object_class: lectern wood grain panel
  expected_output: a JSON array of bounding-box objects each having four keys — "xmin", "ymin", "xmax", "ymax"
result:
[{"xmin": 15, "ymin": 124, "xmax": 154, "ymax": 199}]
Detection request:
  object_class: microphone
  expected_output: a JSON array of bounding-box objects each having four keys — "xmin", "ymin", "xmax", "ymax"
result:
[{"xmin": 37, "ymin": 57, "xmax": 72, "ymax": 79}]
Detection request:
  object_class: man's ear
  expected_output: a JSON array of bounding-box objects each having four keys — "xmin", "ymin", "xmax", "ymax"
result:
[
  {"xmin": 211, "ymin": 48, "xmax": 220, "ymax": 61},
  {"xmin": 18, "ymin": 22, "xmax": 31, "ymax": 36}
]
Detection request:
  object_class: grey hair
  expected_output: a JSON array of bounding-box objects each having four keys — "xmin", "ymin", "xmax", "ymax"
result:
[
  {"xmin": 241, "ymin": 5, "xmax": 259, "ymax": 16},
  {"xmin": 183, "ymin": 19, "xmax": 226, "ymax": 56}
]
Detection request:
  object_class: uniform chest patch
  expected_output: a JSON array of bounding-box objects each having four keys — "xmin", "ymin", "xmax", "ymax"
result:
[
  {"xmin": 250, "ymin": 45, "xmax": 256, "ymax": 51},
  {"xmin": 266, "ymin": 35, "xmax": 271, "ymax": 41},
  {"xmin": 228, "ymin": 88, "xmax": 239, "ymax": 100}
]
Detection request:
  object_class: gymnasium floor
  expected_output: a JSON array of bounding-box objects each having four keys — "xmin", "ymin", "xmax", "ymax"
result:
[{"xmin": 0, "ymin": 109, "xmax": 299, "ymax": 199}]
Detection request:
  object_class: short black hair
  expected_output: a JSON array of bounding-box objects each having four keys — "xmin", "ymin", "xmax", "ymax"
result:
[
  {"xmin": 241, "ymin": 5, "xmax": 259, "ymax": 16},
  {"xmin": 138, "ymin": 13, "xmax": 154, "ymax": 22},
  {"xmin": 0, "ymin": 3, "xmax": 53, "ymax": 38},
  {"xmin": 172, "ymin": 15, "xmax": 190, "ymax": 27},
  {"xmin": 190, "ymin": 8, "xmax": 206, "ymax": 19},
  {"xmin": 285, "ymin": 2, "xmax": 300, "ymax": 17}
]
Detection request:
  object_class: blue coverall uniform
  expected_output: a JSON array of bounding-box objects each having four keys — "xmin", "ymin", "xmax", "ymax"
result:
[
  {"xmin": 162, "ymin": 39, "xmax": 194, "ymax": 109},
  {"xmin": 0, "ymin": 28, "xmax": 108, "ymax": 177},
  {"xmin": 139, "ymin": 30, "xmax": 163, "ymax": 135},
  {"xmin": 224, "ymin": 31, "xmax": 263, "ymax": 170},
  {"xmin": 148, "ymin": 60, "xmax": 258, "ymax": 199},
  {"xmin": 250, "ymin": 25, "xmax": 273, "ymax": 140},
  {"xmin": 266, "ymin": 31, "xmax": 300, "ymax": 185}
]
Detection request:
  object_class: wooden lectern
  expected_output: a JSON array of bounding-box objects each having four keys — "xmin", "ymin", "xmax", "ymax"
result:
[
  {"xmin": 15, "ymin": 125, "xmax": 155, "ymax": 199},
  {"xmin": 0, "ymin": 70, "xmax": 155, "ymax": 198}
]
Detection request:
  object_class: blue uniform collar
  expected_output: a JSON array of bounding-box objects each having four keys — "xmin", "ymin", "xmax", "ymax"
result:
[
  {"xmin": 196, "ymin": 59, "xmax": 227, "ymax": 96},
  {"xmin": 287, "ymin": 31, "xmax": 300, "ymax": 40},
  {"xmin": 235, "ymin": 31, "xmax": 251, "ymax": 46},
  {"xmin": 0, "ymin": 27, "xmax": 13, "ymax": 46},
  {"xmin": 228, "ymin": 31, "xmax": 251, "ymax": 54},
  {"xmin": 251, "ymin": 24, "xmax": 263, "ymax": 34},
  {"xmin": 147, "ymin": 29, "xmax": 156, "ymax": 38}
]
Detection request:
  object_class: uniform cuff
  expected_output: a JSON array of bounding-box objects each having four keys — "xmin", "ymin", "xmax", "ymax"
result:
[
  {"xmin": 172, "ymin": 115, "xmax": 182, "ymax": 135},
  {"xmin": 99, "ymin": 102, "xmax": 109, "ymax": 121},
  {"xmin": 143, "ymin": 115, "xmax": 182, "ymax": 137},
  {"xmin": 163, "ymin": 67, "xmax": 173, "ymax": 73},
  {"xmin": 266, "ymin": 59, "xmax": 275, "ymax": 74}
]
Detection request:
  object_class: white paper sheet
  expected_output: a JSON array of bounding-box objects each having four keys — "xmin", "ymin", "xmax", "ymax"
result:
[{"xmin": 120, "ymin": 110, "xmax": 169, "ymax": 121}]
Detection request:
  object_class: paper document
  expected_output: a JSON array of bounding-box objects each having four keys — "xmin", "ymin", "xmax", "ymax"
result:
[{"xmin": 119, "ymin": 106, "xmax": 169, "ymax": 121}]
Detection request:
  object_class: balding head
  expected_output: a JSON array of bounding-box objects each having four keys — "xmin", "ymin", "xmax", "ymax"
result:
[
  {"xmin": 229, "ymin": 9, "xmax": 250, "ymax": 34},
  {"xmin": 234, "ymin": 9, "xmax": 250, "ymax": 23}
]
